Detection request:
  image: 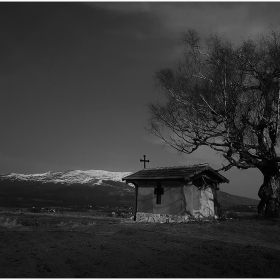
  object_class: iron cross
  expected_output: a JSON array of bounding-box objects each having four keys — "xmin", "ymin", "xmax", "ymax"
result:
[{"xmin": 140, "ymin": 155, "xmax": 149, "ymax": 169}]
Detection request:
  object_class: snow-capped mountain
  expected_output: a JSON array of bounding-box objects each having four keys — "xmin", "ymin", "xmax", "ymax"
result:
[
  {"xmin": 0, "ymin": 170, "xmax": 132, "ymax": 186},
  {"xmin": 0, "ymin": 169, "xmax": 135, "ymax": 208}
]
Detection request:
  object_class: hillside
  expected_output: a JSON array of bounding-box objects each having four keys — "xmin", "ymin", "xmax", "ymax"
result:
[
  {"xmin": 0, "ymin": 169, "xmax": 259, "ymax": 208},
  {"xmin": 219, "ymin": 191, "xmax": 259, "ymax": 207}
]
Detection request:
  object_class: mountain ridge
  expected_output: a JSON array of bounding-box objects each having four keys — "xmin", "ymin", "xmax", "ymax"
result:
[
  {"xmin": 0, "ymin": 169, "xmax": 132, "ymax": 185},
  {"xmin": 0, "ymin": 169, "xmax": 259, "ymax": 208}
]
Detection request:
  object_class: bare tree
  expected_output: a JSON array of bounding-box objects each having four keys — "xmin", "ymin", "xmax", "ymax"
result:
[{"xmin": 148, "ymin": 29, "xmax": 280, "ymax": 217}]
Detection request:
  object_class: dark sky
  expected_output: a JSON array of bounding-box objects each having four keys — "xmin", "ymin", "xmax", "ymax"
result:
[{"xmin": 1, "ymin": 2, "xmax": 280, "ymax": 199}]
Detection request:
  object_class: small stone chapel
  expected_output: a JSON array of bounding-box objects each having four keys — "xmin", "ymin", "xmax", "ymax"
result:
[{"xmin": 122, "ymin": 163, "xmax": 229, "ymax": 222}]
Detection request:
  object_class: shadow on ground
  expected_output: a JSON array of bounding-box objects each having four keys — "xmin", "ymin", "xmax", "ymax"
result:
[{"xmin": 0, "ymin": 212, "xmax": 280, "ymax": 277}]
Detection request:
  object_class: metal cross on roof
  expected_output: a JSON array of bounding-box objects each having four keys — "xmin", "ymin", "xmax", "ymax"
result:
[{"xmin": 140, "ymin": 155, "xmax": 149, "ymax": 169}]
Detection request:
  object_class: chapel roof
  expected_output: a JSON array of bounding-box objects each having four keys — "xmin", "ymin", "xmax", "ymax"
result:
[{"xmin": 122, "ymin": 163, "xmax": 229, "ymax": 183}]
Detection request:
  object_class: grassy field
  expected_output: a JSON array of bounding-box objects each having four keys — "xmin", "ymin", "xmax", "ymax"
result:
[{"xmin": 1, "ymin": 209, "xmax": 280, "ymax": 277}]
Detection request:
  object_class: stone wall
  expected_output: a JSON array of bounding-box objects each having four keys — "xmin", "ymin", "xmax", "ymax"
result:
[
  {"xmin": 136, "ymin": 212, "xmax": 217, "ymax": 223},
  {"xmin": 193, "ymin": 186, "xmax": 215, "ymax": 218},
  {"xmin": 136, "ymin": 212, "xmax": 191, "ymax": 223}
]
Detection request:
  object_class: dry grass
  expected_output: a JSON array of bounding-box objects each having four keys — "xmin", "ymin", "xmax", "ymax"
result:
[
  {"xmin": 0, "ymin": 217, "xmax": 19, "ymax": 228},
  {"xmin": 0, "ymin": 210, "xmax": 124, "ymax": 231},
  {"xmin": 1, "ymin": 211, "xmax": 280, "ymax": 277}
]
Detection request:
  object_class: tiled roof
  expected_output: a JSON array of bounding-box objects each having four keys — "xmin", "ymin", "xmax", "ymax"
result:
[{"xmin": 122, "ymin": 163, "xmax": 229, "ymax": 183}]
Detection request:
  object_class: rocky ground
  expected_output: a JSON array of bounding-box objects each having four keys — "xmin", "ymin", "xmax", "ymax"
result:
[{"xmin": 1, "ymin": 211, "xmax": 280, "ymax": 277}]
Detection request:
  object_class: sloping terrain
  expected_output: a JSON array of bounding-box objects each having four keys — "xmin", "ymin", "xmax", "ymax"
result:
[
  {"xmin": 0, "ymin": 169, "xmax": 259, "ymax": 208},
  {"xmin": 219, "ymin": 191, "xmax": 259, "ymax": 207}
]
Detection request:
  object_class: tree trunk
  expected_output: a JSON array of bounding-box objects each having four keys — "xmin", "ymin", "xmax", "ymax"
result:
[{"xmin": 258, "ymin": 166, "xmax": 280, "ymax": 217}]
